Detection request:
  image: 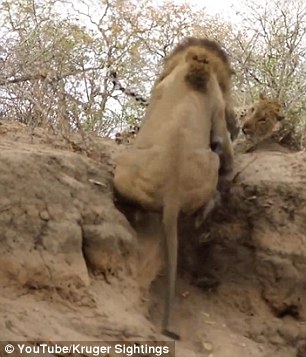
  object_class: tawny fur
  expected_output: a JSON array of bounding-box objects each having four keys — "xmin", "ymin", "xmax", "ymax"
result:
[
  {"xmin": 111, "ymin": 37, "xmax": 239, "ymax": 142},
  {"xmin": 153, "ymin": 37, "xmax": 239, "ymax": 141},
  {"xmin": 242, "ymin": 93, "xmax": 285, "ymax": 141},
  {"xmin": 113, "ymin": 44, "xmax": 234, "ymax": 339}
]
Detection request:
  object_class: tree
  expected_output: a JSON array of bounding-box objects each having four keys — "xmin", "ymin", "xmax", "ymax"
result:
[{"xmin": 0, "ymin": 0, "xmax": 306, "ymax": 148}]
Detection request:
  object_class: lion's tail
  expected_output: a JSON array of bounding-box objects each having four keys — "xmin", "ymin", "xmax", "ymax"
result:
[
  {"xmin": 185, "ymin": 47, "xmax": 211, "ymax": 92},
  {"xmin": 161, "ymin": 193, "xmax": 180, "ymax": 340}
]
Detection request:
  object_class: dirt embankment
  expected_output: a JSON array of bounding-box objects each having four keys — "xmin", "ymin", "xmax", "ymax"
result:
[{"xmin": 0, "ymin": 121, "xmax": 305, "ymax": 357}]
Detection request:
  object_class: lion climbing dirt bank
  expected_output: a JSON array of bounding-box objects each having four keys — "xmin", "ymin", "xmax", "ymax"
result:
[{"xmin": 113, "ymin": 38, "xmax": 234, "ymax": 339}]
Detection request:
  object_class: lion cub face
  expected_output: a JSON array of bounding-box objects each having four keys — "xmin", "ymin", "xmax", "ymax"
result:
[{"xmin": 242, "ymin": 94, "xmax": 285, "ymax": 140}]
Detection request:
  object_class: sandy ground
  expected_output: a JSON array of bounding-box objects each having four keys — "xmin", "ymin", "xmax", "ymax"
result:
[{"xmin": 0, "ymin": 121, "xmax": 305, "ymax": 357}]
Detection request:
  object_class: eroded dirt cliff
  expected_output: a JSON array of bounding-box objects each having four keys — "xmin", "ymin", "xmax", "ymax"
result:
[{"xmin": 0, "ymin": 121, "xmax": 305, "ymax": 357}]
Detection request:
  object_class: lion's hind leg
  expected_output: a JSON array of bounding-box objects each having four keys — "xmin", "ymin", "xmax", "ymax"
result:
[{"xmin": 185, "ymin": 47, "xmax": 210, "ymax": 92}]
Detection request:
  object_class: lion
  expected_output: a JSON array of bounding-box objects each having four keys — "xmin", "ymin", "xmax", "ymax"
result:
[
  {"xmin": 110, "ymin": 37, "xmax": 239, "ymax": 142},
  {"xmin": 241, "ymin": 93, "xmax": 285, "ymax": 141},
  {"xmin": 113, "ymin": 43, "xmax": 234, "ymax": 340},
  {"xmin": 230, "ymin": 93, "xmax": 286, "ymax": 154},
  {"xmin": 151, "ymin": 37, "xmax": 239, "ymax": 142}
]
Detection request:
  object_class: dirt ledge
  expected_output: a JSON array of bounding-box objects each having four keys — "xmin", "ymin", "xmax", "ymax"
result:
[{"xmin": 0, "ymin": 121, "xmax": 305, "ymax": 357}]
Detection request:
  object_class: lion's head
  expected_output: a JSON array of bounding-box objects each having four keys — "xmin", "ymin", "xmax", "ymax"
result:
[{"xmin": 242, "ymin": 93, "xmax": 285, "ymax": 141}]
